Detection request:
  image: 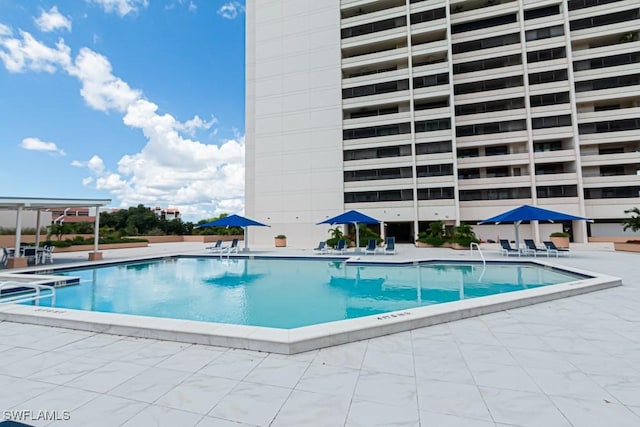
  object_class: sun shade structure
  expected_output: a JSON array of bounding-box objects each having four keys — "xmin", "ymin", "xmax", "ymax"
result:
[
  {"xmin": 0, "ymin": 197, "xmax": 111, "ymax": 267},
  {"xmin": 318, "ymin": 210, "xmax": 380, "ymax": 250},
  {"xmin": 478, "ymin": 205, "xmax": 592, "ymax": 249},
  {"xmin": 197, "ymin": 214, "xmax": 269, "ymax": 252}
]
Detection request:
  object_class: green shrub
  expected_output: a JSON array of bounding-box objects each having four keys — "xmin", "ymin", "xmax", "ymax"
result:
[
  {"xmin": 549, "ymin": 231, "xmax": 569, "ymax": 238},
  {"xmin": 449, "ymin": 224, "xmax": 480, "ymax": 247}
]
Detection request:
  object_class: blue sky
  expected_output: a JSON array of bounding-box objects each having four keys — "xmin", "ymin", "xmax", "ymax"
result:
[{"xmin": 0, "ymin": 0, "xmax": 246, "ymax": 220}]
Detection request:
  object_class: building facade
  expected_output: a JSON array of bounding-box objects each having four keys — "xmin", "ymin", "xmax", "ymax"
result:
[{"xmin": 245, "ymin": 0, "xmax": 640, "ymax": 247}]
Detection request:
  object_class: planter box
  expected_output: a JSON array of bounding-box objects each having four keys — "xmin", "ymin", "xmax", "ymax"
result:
[
  {"xmin": 549, "ymin": 236, "xmax": 570, "ymax": 249},
  {"xmin": 274, "ymin": 238, "xmax": 287, "ymax": 247},
  {"xmin": 614, "ymin": 242, "xmax": 640, "ymax": 253}
]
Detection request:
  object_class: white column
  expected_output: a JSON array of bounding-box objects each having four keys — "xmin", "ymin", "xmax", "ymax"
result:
[
  {"xmin": 14, "ymin": 205, "xmax": 23, "ymax": 256},
  {"xmin": 93, "ymin": 206, "xmax": 100, "ymax": 253},
  {"xmin": 35, "ymin": 210, "xmax": 42, "ymax": 247}
]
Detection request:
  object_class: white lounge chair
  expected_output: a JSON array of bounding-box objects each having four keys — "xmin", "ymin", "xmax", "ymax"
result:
[
  {"xmin": 384, "ymin": 237, "xmax": 396, "ymax": 255},
  {"xmin": 206, "ymin": 240, "xmax": 224, "ymax": 253},
  {"xmin": 313, "ymin": 241, "xmax": 328, "ymax": 255},
  {"xmin": 364, "ymin": 239, "xmax": 377, "ymax": 255},
  {"xmin": 220, "ymin": 239, "xmax": 239, "ymax": 255}
]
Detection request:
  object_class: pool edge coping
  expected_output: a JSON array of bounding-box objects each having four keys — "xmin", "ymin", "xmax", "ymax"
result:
[{"xmin": 0, "ymin": 257, "xmax": 622, "ymax": 354}]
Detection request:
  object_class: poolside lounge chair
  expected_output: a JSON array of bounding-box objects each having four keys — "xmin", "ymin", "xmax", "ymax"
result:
[
  {"xmin": 205, "ymin": 240, "xmax": 224, "ymax": 253},
  {"xmin": 543, "ymin": 240, "xmax": 570, "ymax": 257},
  {"xmin": 40, "ymin": 245, "xmax": 55, "ymax": 264},
  {"xmin": 384, "ymin": 237, "xmax": 396, "ymax": 255},
  {"xmin": 364, "ymin": 239, "xmax": 377, "ymax": 255},
  {"xmin": 1, "ymin": 248, "xmax": 8, "ymax": 266},
  {"xmin": 221, "ymin": 239, "xmax": 239, "ymax": 255},
  {"xmin": 523, "ymin": 239, "xmax": 548, "ymax": 257},
  {"xmin": 499, "ymin": 239, "xmax": 520, "ymax": 256},
  {"xmin": 332, "ymin": 239, "xmax": 346, "ymax": 254},
  {"xmin": 313, "ymin": 241, "xmax": 328, "ymax": 255}
]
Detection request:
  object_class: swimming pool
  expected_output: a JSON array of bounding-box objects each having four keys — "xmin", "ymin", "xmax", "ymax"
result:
[
  {"xmin": 41, "ymin": 257, "xmax": 586, "ymax": 328},
  {"xmin": 1, "ymin": 256, "xmax": 620, "ymax": 353}
]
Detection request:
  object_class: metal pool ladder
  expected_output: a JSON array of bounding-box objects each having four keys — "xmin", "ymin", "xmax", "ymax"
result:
[
  {"xmin": 470, "ymin": 242, "xmax": 486, "ymax": 266},
  {"xmin": 0, "ymin": 281, "xmax": 56, "ymax": 306}
]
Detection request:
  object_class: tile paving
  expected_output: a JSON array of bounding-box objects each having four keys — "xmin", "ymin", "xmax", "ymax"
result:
[{"xmin": 0, "ymin": 242, "xmax": 639, "ymax": 426}]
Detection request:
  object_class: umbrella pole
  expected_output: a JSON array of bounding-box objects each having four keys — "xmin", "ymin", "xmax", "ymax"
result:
[
  {"xmin": 514, "ymin": 221, "xmax": 521, "ymax": 253},
  {"xmin": 244, "ymin": 226, "xmax": 248, "ymax": 252},
  {"xmin": 354, "ymin": 222, "xmax": 360, "ymax": 253}
]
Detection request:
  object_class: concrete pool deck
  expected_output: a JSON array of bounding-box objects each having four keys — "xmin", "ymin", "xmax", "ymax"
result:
[{"xmin": 0, "ymin": 242, "xmax": 639, "ymax": 426}]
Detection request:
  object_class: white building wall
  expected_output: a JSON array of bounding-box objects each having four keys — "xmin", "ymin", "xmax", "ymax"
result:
[
  {"xmin": 0, "ymin": 211, "xmax": 52, "ymax": 230},
  {"xmin": 246, "ymin": 0, "xmax": 344, "ymax": 248}
]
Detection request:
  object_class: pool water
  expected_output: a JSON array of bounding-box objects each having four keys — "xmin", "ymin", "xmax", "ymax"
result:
[{"xmin": 41, "ymin": 258, "xmax": 584, "ymax": 329}]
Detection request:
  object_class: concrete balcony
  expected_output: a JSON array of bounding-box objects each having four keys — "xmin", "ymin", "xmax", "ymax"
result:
[
  {"xmin": 413, "ymin": 85, "xmax": 450, "ymax": 100},
  {"xmin": 568, "ymin": 0, "xmax": 639, "ymax": 20},
  {"xmin": 415, "ymin": 152, "xmax": 454, "ymax": 164},
  {"xmin": 532, "ymin": 126, "xmax": 575, "ymax": 140},
  {"xmin": 344, "ymin": 178, "xmax": 414, "ymax": 191},
  {"xmin": 457, "ymin": 152, "xmax": 530, "ymax": 168},
  {"xmin": 456, "ymin": 130, "xmax": 528, "ymax": 148},
  {"xmin": 342, "ymin": 89, "xmax": 410, "ymax": 109},
  {"xmin": 343, "ymin": 133, "xmax": 411, "ymax": 149},
  {"xmin": 572, "ymin": 40, "xmax": 640, "ymax": 62},
  {"xmin": 571, "ymin": 19, "xmax": 640, "ymax": 43},
  {"xmin": 411, "ymin": 39, "xmax": 449, "ymax": 57},
  {"xmin": 454, "ymin": 86, "xmax": 525, "ymax": 105},
  {"xmin": 534, "ymin": 172, "xmax": 579, "ymax": 186},
  {"xmin": 574, "ymin": 63, "xmax": 639, "ymax": 83},
  {"xmin": 581, "ymin": 152, "xmax": 640, "ymax": 167},
  {"xmin": 416, "ymin": 175, "xmax": 456, "ymax": 187},
  {"xmin": 577, "ymin": 107, "xmax": 640, "ymax": 124},
  {"xmin": 413, "ymin": 106, "xmax": 451, "ymax": 121},
  {"xmin": 574, "ymin": 85, "xmax": 640, "ymax": 104},
  {"xmin": 458, "ymin": 175, "xmax": 532, "ymax": 190},
  {"xmin": 341, "ymin": 5, "xmax": 406, "ymax": 28},
  {"xmin": 582, "ymin": 174, "xmax": 640, "ymax": 188},
  {"xmin": 344, "ymin": 157, "xmax": 414, "ymax": 170},
  {"xmin": 343, "ymin": 111, "xmax": 412, "ymax": 130},
  {"xmin": 579, "ymin": 129, "xmax": 639, "ymax": 146},
  {"xmin": 342, "ymin": 46, "xmax": 409, "ymax": 69},
  {"xmin": 341, "ymin": 27, "xmax": 407, "ymax": 50},
  {"xmin": 534, "ymin": 149, "xmax": 577, "ymax": 164},
  {"xmin": 342, "ymin": 68, "xmax": 409, "ymax": 88},
  {"xmin": 410, "ymin": 18, "xmax": 447, "ymax": 36},
  {"xmin": 455, "ymin": 109, "xmax": 527, "ymax": 127}
]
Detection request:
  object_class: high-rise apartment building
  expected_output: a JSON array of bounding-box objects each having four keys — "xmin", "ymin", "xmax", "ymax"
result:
[{"xmin": 245, "ymin": 0, "xmax": 640, "ymax": 247}]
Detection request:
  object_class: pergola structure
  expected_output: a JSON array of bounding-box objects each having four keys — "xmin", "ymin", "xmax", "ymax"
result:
[{"xmin": 0, "ymin": 197, "xmax": 111, "ymax": 268}]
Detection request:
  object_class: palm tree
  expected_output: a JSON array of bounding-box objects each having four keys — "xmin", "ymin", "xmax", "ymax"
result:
[{"xmin": 622, "ymin": 208, "xmax": 640, "ymax": 232}]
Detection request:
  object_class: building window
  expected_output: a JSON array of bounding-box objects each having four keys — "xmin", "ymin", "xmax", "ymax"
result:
[
  {"xmin": 452, "ymin": 33, "xmax": 520, "ymax": 54},
  {"xmin": 600, "ymin": 165, "xmax": 625, "ymax": 176},
  {"xmin": 570, "ymin": 10, "xmax": 639, "ymax": 31},
  {"xmin": 347, "ymin": 106, "xmax": 399, "ymax": 119},
  {"xmin": 485, "ymin": 146, "xmax": 509, "ymax": 156},
  {"xmin": 584, "ymin": 186, "xmax": 640, "ymax": 199},
  {"xmin": 413, "ymin": 73, "xmax": 449, "ymax": 89},
  {"xmin": 528, "ymin": 69, "xmax": 568, "ymax": 85},
  {"xmin": 415, "ymin": 119, "xmax": 451, "ymax": 133},
  {"xmin": 530, "ymin": 92, "xmax": 570, "ymax": 107},
  {"xmin": 342, "ymin": 80, "xmax": 409, "ymax": 99},
  {"xmin": 455, "ymin": 98, "xmax": 525, "ymax": 116},
  {"xmin": 568, "ymin": 0, "xmax": 624, "ymax": 11},
  {"xmin": 456, "ymin": 120, "xmax": 526, "ymax": 137},
  {"xmin": 343, "ymin": 123, "xmax": 411, "ymax": 140},
  {"xmin": 486, "ymin": 167, "xmax": 509, "ymax": 177},
  {"xmin": 458, "ymin": 168, "xmax": 480, "ymax": 179},
  {"xmin": 575, "ymin": 74, "xmax": 640, "ymax": 92},
  {"xmin": 453, "ymin": 54, "xmax": 521, "ymax": 74},
  {"xmin": 525, "ymin": 25, "xmax": 564, "ymax": 41},
  {"xmin": 534, "ymin": 140, "xmax": 564, "ymax": 152},
  {"xmin": 451, "ymin": 13, "xmax": 517, "ymax": 34},
  {"xmin": 344, "ymin": 189, "xmax": 414, "ymax": 203},
  {"xmin": 344, "ymin": 167, "xmax": 413, "ymax": 182},
  {"xmin": 531, "ymin": 115, "xmax": 572, "ymax": 129},
  {"xmin": 460, "ymin": 187, "xmax": 531, "ymax": 201},
  {"xmin": 524, "ymin": 5, "xmax": 559, "ymax": 20},
  {"xmin": 527, "ymin": 47, "xmax": 566, "ymax": 63},
  {"xmin": 344, "ymin": 145, "xmax": 412, "ymax": 161},
  {"xmin": 410, "ymin": 8, "xmax": 446, "ymax": 25},
  {"xmin": 537, "ymin": 185, "xmax": 578, "ymax": 198},
  {"xmin": 416, "ymin": 164, "xmax": 453, "ymax": 177},
  {"xmin": 573, "ymin": 52, "xmax": 640, "ymax": 71},
  {"xmin": 578, "ymin": 118, "xmax": 640, "ymax": 134},
  {"xmin": 417, "ymin": 187, "xmax": 455, "ymax": 200},
  {"xmin": 454, "ymin": 76, "xmax": 523, "ymax": 95},
  {"xmin": 416, "ymin": 141, "xmax": 452, "ymax": 154},
  {"xmin": 414, "ymin": 99, "xmax": 449, "ymax": 111},
  {"xmin": 341, "ymin": 16, "xmax": 406, "ymax": 39},
  {"xmin": 458, "ymin": 148, "xmax": 479, "ymax": 158}
]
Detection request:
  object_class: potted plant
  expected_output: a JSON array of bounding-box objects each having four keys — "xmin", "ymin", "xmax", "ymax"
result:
[
  {"xmin": 274, "ymin": 234, "xmax": 287, "ymax": 247},
  {"xmin": 549, "ymin": 231, "xmax": 570, "ymax": 248},
  {"xmin": 448, "ymin": 224, "xmax": 480, "ymax": 250},
  {"xmin": 416, "ymin": 221, "xmax": 446, "ymax": 247}
]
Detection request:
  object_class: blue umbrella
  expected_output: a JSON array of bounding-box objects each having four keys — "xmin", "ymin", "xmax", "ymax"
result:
[
  {"xmin": 318, "ymin": 210, "xmax": 380, "ymax": 249},
  {"xmin": 197, "ymin": 214, "xmax": 269, "ymax": 251},
  {"xmin": 478, "ymin": 205, "xmax": 591, "ymax": 248}
]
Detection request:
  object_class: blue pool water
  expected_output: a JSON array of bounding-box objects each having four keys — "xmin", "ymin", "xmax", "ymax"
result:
[{"xmin": 39, "ymin": 258, "xmax": 585, "ymax": 329}]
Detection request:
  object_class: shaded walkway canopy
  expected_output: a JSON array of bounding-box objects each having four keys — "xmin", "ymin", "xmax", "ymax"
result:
[{"xmin": 0, "ymin": 197, "xmax": 111, "ymax": 263}]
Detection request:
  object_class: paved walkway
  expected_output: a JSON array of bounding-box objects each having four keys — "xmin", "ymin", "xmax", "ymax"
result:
[{"xmin": 0, "ymin": 242, "xmax": 639, "ymax": 426}]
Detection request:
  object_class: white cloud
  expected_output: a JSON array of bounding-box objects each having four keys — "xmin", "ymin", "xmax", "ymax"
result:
[
  {"xmin": 217, "ymin": 2, "xmax": 245, "ymax": 19},
  {"xmin": 1, "ymin": 27, "xmax": 244, "ymax": 221},
  {"xmin": 86, "ymin": 0, "xmax": 149, "ymax": 17},
  {"xmin": 188, "ymin": 1, "xmax": 197, "ymax": 12},
  {"xmin": 20, "ymin": 137, "xmax": 66, "ymax": 156},
  {"xmin": 34, "ymin": 7, "xmax": 72, "ymax": 33},
  {"xmin": 0, "ymin": 30, "xmax": 71, "ymax": 73},
  {"xmin": 0, "ymin": 23, "xmax": 12, "ymax": 37}
]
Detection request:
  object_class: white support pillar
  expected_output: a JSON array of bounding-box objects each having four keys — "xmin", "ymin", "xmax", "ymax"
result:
[
  {"xmin": 89, "ymin": 205, "xmax": 103, "ymax": 261},
  {"xmin": 14, "ymin": 205, "xmax": 22, "ymax": 254},
  {"xmin": 35, "ymin": 210, "xmax": 42, "ymax": 248}
]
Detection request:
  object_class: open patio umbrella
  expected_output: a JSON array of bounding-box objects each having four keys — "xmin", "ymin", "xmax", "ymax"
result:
[
  {"xmin": 196, "ymin": 214, "xmax": 269, "ymax": 252},
  {"xmin": 478, "ymin": 205, "xmax": 592, "ymax": 249},
  {"xmin": 317, "ymin": 210, "xmax": 380, "ymax": 250}
]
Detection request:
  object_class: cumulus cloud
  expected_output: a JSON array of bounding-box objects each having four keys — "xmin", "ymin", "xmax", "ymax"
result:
[
  {"xmin": 188, "ymin": 1, "xmax": 197, "ymax": 12},
  {"xmin": 217, "ymin": 2, "xmax": 245, "ymax": 19},
  {"xmin": 20, "ymin": 137, "xmax": 66, "ymax": 156},
  {"xmin": 0, "ymin": 23, "xmax": 12, "ymax": 37},
  {"xmin": 0, "ymin": 30, "xmax": 71, "ymax": 73},
  {"xmin": 34, "ymin": 7, "xmax": 72, "ymax": 33},
  {"xmin": 86, "ymin": 0, "xmax": 149, "ymax": 17}
]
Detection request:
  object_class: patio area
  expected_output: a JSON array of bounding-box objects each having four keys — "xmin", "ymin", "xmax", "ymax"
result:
[{"xmin": 1, "ymin": 242, "xmax": 639, "ymax": 426}]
